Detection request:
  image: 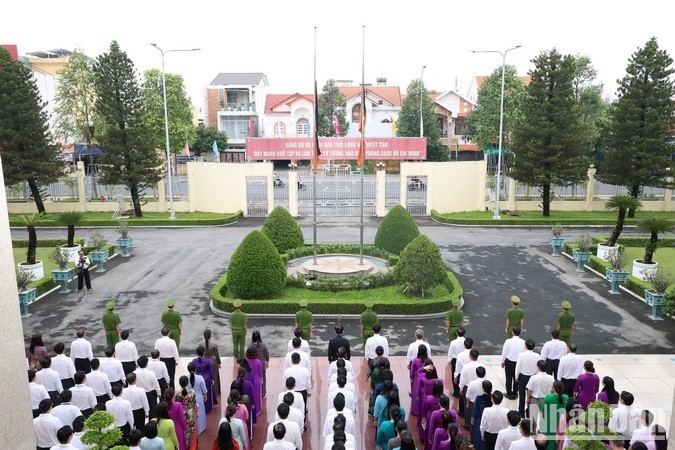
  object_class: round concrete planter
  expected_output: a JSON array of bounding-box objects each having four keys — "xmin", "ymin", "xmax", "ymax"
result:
[
  {"xmin": 60, "ymin": 244, "xmax": 82, "ymax": 263},
  {"xmin": 596, "ymin": 243, "xmax": 617, "ymax": 262},
  {"xmin": 18, "ymin": 261, "xmax": 44, "ymax": 281},
  {"xmin": 632, "ymin": 260, "xmax": 658, "ymax": 281}
]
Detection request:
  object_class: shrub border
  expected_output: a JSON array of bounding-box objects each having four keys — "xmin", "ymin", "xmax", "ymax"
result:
[
  {"xmin": 12, "ymin": 238, "xmax": 86, "ymax": 248},
  {"xmin": 431, "ymin": 209, "xmax": 658, "ymax": 226},
  {"xmin": 281, "ymin": 244, "xmax": 399, "ymax": 266},
  {"xmin": 9, "ymin": 211, "xmax": 242, "ymax": 228}
]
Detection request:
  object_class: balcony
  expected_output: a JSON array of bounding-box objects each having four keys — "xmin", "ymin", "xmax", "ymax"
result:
[{"xmin": 219, "ymin": 102, "xmax": 256, "ymax": 112}]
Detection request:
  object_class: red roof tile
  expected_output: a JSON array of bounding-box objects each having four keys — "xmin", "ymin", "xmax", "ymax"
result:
[
  {"xmin": 338, "ymin": 86, "xmax": 402, "ymax": 106},
  {"xmin": 265, "ymin": 93, "xmax": 313, "ymax": 114}
]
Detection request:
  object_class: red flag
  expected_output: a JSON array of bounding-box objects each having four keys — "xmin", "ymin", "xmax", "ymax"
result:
[
  {"xmin": 357, "ymin": 89, "xmax": 367, "ymax": 166},
  {"xmin": 184, "ymin": 141, "xmax": 190, "ymax": 157}
]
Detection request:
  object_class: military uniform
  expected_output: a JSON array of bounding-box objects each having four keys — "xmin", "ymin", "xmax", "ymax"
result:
[
  {"xmin": 230, "ymin": 302, "xmax": 248, "ymax": 358},
  {"xmin": 360, "ymin": 302, "xmax": 378, "ymax": 347},
  {"xmin": 161, "ymin": 303, "xmax": 183, "ymax": 350},
  {"xmin": 102, "ymin": 301, "xmax": 121, "ymax": 348},
  {"xmin": 505, "ymin": 296, "xmax": 524, "ymax": 338},
  {"xmin": 557, "ymin": 302, "xmax": 575, "ymax": 345},
  {"xmin": 295, "ymin": 304, "xmax": 313, "ymax": 340},
  {"xmin": 446, "ymin": 300, "xmax": 464, "ymax": 342}
]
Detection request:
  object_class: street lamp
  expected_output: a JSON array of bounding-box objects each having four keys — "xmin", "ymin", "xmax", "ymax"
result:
[
  {"xmin": 150, "ymin": 43, "xmax": 201, "ymax": 219},
  {"xmin": 471, "ymin": 45, "xmax": 521, "ymax": 219},
  {"xmin": 420, "ymin": 65, "xmax": 426, "ymax": 138},
  {"xmin": 376, "ymin": 162, "xmax": 386, "ymax": 171}
]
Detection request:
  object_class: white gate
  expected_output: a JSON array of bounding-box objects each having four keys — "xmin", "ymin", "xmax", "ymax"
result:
[
  {"xmin": 405, "ymin": 175, "xmax": 427, "ymax": 216},
  {"xmin": 298, "ymin": 173, "xmax": 376, "ymax": 217},
  {"xmin": 246, "ymin": 176, "xmax": 268, "ymax": 217}
]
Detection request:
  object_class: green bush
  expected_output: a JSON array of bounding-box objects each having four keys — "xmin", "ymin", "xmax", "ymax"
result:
[
  {"xmin": 283, "ymin": 244, "xmax": 399, "ymax": 265},
  {"xmin": 664, "ymin": 290, "xmax": 675, "ymax": 316},
  {"xmin": 396, "ymin": 235, "xmax": 448, "ymax": 297},
  {"xmin": 12, "ymin": 238, "xmax": 85, "ymax": 248},
  {"xmin": 226, "ymin": 230, "xmax": 286, "ymax": 299},
  {"xmin": 286, "ymin": 270, "xmax": 400, "ymax": 292},
  {"xmin": 261, "ymin": 206, "xmax": 304, "ymax": 253},
  {"xmin": 8, "ymin": 211, "xmax": 242, "ymax": 227},
  {"xmin": 374, "ymin": 205, "xmax": 420, "ymax": 254}
]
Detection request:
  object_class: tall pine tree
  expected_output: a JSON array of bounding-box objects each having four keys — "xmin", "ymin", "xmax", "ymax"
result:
[
  {"xmin": 510, "ymin": 49, "xmax": 588, "ymax": 217},
  {"xmin": 93, "ymin": 41, "xmax": 162, "ymax": 217},
  {"xmin": 0, "ymin": 47, "xmax": 64, "ymax": 213},
  {"xmin": 317, "ymin": 79, "xmax": 349, "ymax": 137},
  {"xmin": 597, "ymin": 38, "xmax": 675, "ymax": 217}
]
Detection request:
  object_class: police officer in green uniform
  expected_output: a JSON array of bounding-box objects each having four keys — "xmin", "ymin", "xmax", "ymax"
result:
[
  {"xmin": 505, "ymin": 295, "xmax": 525, "ymax": 338},
  {"xmin": 556, "ymin": 300, "xmax": 575, "ymax": 344},
  {"xmin": 229, "ymin": 300, "xmax": 248, "ymax": 358},
  {"xmin": 102, "ymin": 300, "xmax": 121, "ymax": 348},
  {"xmin": 446, "ymin": 297, "xmax": 464, "ymax": 342},
  {"xmin": 360, "ymin": 300, "xmax": 378, "ymax": 347},
  {"xmin": 295, "ymin": 300, "xmax": 313, "ymax": 340},
  {"xmin": 161, "ymin": 298, "xmax": 183, "ymax": 350}
]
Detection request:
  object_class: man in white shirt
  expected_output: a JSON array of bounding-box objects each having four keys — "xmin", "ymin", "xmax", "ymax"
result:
[
  {"xmin": 629, "ymin": 409, "xmax": 654, "ymax": 447},
  {"xmin": 480, "ymin": 391, "xmax": 510, "ymax": 450},
  {"xmin": 33, "ymin": 399, "xmax": 62, "ymax": 450},
  {"xmin": 127, "ymin": 429, "xmax": 143, "ymax": 450},
  {"xmin": 52, "ymin": 424, "xmax": 79, "ymax": 450},
  {"xmin": 540, "ymin": 330, "xmax": 568, "ymax": 380},
  {"xmin": 99, "ymin": 347, "xmax": 125, "ymax": 388},
  {"xmin": 327, "ymin": 375, "xmax": 357, "ymax": 414},
  {"xmin": 86, "ymin": 358, "xmax": 113, "ymax": 405},
  {"xmin": 52, "ymin": 343, "xmax": 76, "ymax": 390},
  {"xmin": 115, "ymin": 330, "xmax": 139, "ymax": 376},
  {"xmin": 266, "ymin": 404, "xmax": 303, "ymax": 450},
  {"xmin": 322, "ymin": 394, "xmax": 356, "ymax": 438},
  {"xmin": 51, "ymin": 390, "xmax": 83, "ymax": 428},
  {"xmin": 264, "ymin": 422, "xmax": 295, "ymax": 450},
  {"xmin": 328, "ymin": 372, "xmax": 357, "ymax": 396},
  {"xmin": 70, "ymin": 330, "xmax": 93, "ymax": 374},
  {"xmin": 456, "ymin": 347, "xmax": 479, "ymax": 419},
  {"xmin": 275, "ymin": 392, "xmax": 304, "ymax": 433},
  {"xmin": 70, "ymin": 416, "xmax": 90, "ymax": 450},
  {"xmin": 278, "ymin": 377, "xmax": 305, "ymax": 416},
  {"xmin": 501, "ymin": 326, "xmax": 525, "ymax": 400},
  {"xmin": 330, "ymin": 367, "xmax": 355, "ymax": 384},
  {"xmin": 36, "ymin": 357, "xmax": 64, "ymax": 405},
  {"xmin": 509, "ymin": 418, "xmax": 536, "ymax": 450},
  {"xmin": 154, "ymin": 327, "xmax": 179, "ymax": 389},
  {"xmin": 525, "ymin": 360, "xmax": 554, "ymax": 423},
  {"xmin": 282, "ymin": 353, "xmax": 312, "ymax": 417},
  {"xmin": 364, "ymin": 323, "xmax": 389, "ymax": 360},
  {"xmin": 69, "ymin": 372, "xmax": 97, "ymax": 418},
  {"xmin": 448, "ymin": 327, "xmax": 466, "ymax": 397},
  {"xmin": 284, "ymin": 338, "xmax": 311, "ymax": 374},
  {"xmin": 30, "ymin": 369, "xmax": 50, "ymax": 418},
  {"xmin": 327, "ymin": 348, "xmax": 354, "ymax": 379},
  {"xmin": 609, "ymin": 391, "xmax": 641, "ymax": 444},
  {"xmin": 515, "ymin": 339, "xmax": 541, "ymax": 417},
  {"xmin": 123, "ymin": 373, "xmax": 149, "ymax": 431},
  {"xmin": 324, "ymin": 429, "xmax": 357, "ymax": 450},
  {"xmin": 133, "ymin": 356, "xmax": 161, "ymax": 419},
  {"xmin": 148, "ymin": 350, "xmax": 170, "ymax": 395},
  {"xmin": 406, "ymin": 329, "xmax": 431, "ymax": 367},
  {"xmin": 106, "ymin": 384, "xmax": 134, "ymax": 441},
  {"xmin": 557, "ymin": 343, "xmax": 583, "ymax": 397},
  {"xmin": 287, "ymin": 328, "xmax": 311, "ymax": 356},
  {"xmin": 466, "ymin": 366, "xmax": 488, "ymax": 405}
]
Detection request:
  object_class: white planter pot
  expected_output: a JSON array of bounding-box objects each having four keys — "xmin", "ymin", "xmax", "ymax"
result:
[
  {"xmin": 632, "ymin": 260, "xmax": 658, "ymax": 281},
  {"xmin": 18, "ymin": 260, "xmax": 44, "ymax": 281},
  {"xmin": 596, "ymin": 243, "xmax": 617, "ymax": 262},
  {"xmin": 60, "ymin": 244, "xmax": 82, "ymax": 263}
]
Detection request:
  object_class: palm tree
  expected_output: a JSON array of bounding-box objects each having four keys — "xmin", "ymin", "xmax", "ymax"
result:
[
  {"xmin": 605, "ymin": 195, "xmax": 642, "ymax": 246},
  {"xmin": 636, "ymin": 217, "xmax": 675, "ymax": 264},
  {"xmin": 20, "ymin": 213, "xmax": 43, "ymax": 265},
  {"xmin": 55, "ymin": 211, "xmax": 85, "ymax": 247}
]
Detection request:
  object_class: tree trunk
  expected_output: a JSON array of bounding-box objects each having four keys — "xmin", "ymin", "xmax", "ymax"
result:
[
  {"xmin": 644, "ymin": 230, "xmax": 658, "ymax": 264},
  {"xmin": 67, "ymin": 225, "xmax": 75, "ymax": 247},
  {"xmin": 542, "ymin": 184, "xmax": 551, "ymax": 217},
  {"xmin": 27, "ymin": 178, "xmax": 45, "ymax": 214},
  {"xmin": 27, "ymin": 224, "xmax": 37, "ymax": 265},
  {"xmin": 608, "ymin": 208, "xmax": 626, "ymax": 246},
  {"xmin": 130, "ymin": 185, "xmax": 143, "ymax": 217},
  {"xmin": 627, "ymin": 184, "xmax": 640, "ymax": 218}
]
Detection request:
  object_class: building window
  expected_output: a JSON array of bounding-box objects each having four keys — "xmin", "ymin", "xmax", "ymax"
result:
[
  {"xmin": 220, "ymin": 116, "xmax": 249, "ymax": 139},
  {"xmin": 297, "ymin": 118, "xmax": 309, "ymax": 136},
  {"xmin": 454, "ymin": 117, "xmax": 467, "ymax": 136},
  {"xmin": 274, "ymin": 122, "xmax": 286, "ymax": 137},
  {"xmin": 352, "ymin": 104, "xmax": 362, "ymax": 123}
]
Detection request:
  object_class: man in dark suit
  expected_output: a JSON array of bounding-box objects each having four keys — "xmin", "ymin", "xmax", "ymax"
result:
[{"xmin": 327, "ymin": 325, "xmax": 351, "ymax": 362}]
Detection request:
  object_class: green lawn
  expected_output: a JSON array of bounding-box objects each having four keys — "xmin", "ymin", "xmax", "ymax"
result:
[
  {"xmin": 9, "ymin": 211, "xmax": 241, "ymax": 227},
  {"xmin": 622, "ymin": 247, "xmax": 675, "ymax": 286},
  {"xmin": 432, "ymin": 210, "xmax": 674, "ymax": 225},
  {"xmin": 13, "ymin": 247, "xmax": 75, "ymax": 288}
]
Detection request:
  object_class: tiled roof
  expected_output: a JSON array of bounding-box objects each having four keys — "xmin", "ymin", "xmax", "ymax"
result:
[
  {"xmin": 475, "ymin": 75, "xmax": 531, "ymax": 88},
  {"xmin": 338, "ymin": 86, "xmax": 402, "ymax": 106},
  {"xmin": 264, "ymin": 93, "xmax": 313, "ymax": 114},
  {"xmin": 210, "ymin": 72, "xmax": 265, "ymax": 86}
]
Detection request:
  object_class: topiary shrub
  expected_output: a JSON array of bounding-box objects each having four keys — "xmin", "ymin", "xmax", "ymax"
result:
[
  {"xmin": 226, "ymin": 230, "xmax": 287, "ymax": 299},
  {"xmin": 374, "ymin": 205, "xmax": 420, "ymax": 254},
  {"xmin": 395, "ymin": 235, "xmax": 447, "ymax": 297},
  {"xmin": 261, "ymin": 206, "xmax": 304, "ymax": 253}
]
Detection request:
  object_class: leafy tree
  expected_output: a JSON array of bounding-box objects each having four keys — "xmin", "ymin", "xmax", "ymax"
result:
[
  {"xmin": 374, "ymin": 205, "xmax": 420, "ymax": 254},
  {"xmin": 262, "ymin": 206, "xmax": 304, "ymax": 253},
  {"xmin": 55, "ymin": 211, "xmax": 85, "ymax": 247},
  {"xmin": 597, "ymin": 38, "xmax": 675, "ymax": 217},
  {"xmin": 20, "ymin": 213, "xmax": 42, "ymax": 265},
  {"xmin": 465, "ymin": 65, "xmax": 527, "ymax": 150},
  {"xmin": 510, "ymin": 49, "xmax": 588, "ymax": 217},
  {"xmin": 636, "ymin": 217, "xmax": 675, "ymax": 264},
  {"xmin": 604, "ymin": 195, "xmax": 642, "ymax": 246},
  {"xmin": 191, "ymin": 126, "xmax": 227, "ymax": 156},
  {"xmin": 53, "ymin": 50, "xmax": 97, "ymax": 146},
  {"xmin": 397, "ymin": 79, "xmax": 448, "ymax": 162},
  {"xmin": 318, "ymin": 79, "xmax": 348, "ymax": 137},
  {"xmin": 93, "ymin": 41, "xmax": 163, "ymax": 217},
  {"xmin": 0, "ymin": 48, "xmax": 64, "ymax": 213},
  {"xmin": 226, "ymin": 230, "xmax": 286, "ymax": 299},
  {"xmin": 142, "ymin": 69, "xmax": 196, "ymax": 153},
  {"xmin": 81, "ymin": 410, "xmax": 122, "ymax": 449},
  {"xmin": 395, "ymin": 235, "xmax": 447, "ymax": 297},
  {"xmin": 572, "ymin": 55, "xmax": 610, "ymax": 153}
]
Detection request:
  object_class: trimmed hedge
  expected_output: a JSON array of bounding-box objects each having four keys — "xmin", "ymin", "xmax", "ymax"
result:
[
  {"xmin": 396, "ymin": 235, "xmax": 449, "ymax": 296},
  {"xmin": 374, "ymin": 205, "xmax": 420, "ymax": 254},
  {"xmin": 226, "ymin": 230, "xmax": 286, "ymax": 299},
  {"xmin": 211, "ymin": 271, "xmax": 463, "ymax": 315},
  {"xmin": 262, "ymin": 206, "xmax": 304, "ymax": 253},
  {"xmin": 9, "ymin": 211, "xmax": 242, "ymax": 227},
  {"xmin": 282, "ymin": 244, "xmax": 399, "ymax": 266},
  {"xmin": 287, "ymin": 270, "xmax": 400, "ymax": 292},
  {"xmin": 431, "ymin": 210, "xmax": 638, "ymax": 226},
  {"xmin": 12, "ymin": 238, "xmax": 85, "ymax": 248}
]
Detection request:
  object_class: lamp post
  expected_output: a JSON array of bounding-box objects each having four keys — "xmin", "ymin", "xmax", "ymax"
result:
[
  {"xmin": 471, "ymin": 45, "xmax": 521, "ymax": 219},
  {"xmin": 419, "ymin": 65, "xmax": 426, "ymax": 138},
  {"xmin": 150, "ymin": 43, "xmax": 200, "ymax": 219}
]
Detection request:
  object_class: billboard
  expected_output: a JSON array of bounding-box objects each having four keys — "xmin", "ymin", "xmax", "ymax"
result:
[{"xmin": 246, "ymin": 137, "xmax": 426, "ymax": 161}]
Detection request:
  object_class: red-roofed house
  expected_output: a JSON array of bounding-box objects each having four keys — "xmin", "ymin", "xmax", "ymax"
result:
[{"xmin": 431, "ymin": 90, "xmax": 477, "ymax": 154}]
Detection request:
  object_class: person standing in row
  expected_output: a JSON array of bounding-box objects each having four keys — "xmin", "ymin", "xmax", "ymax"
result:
[
  {"xmin": 556, "ymin": 301, "xmax": 575, "ymax": 345},
  {"xmin": 505, "ymin": 296, "xmax": 525, "ymax": 339},
  {"xmin": 155, "ymin": 327, "xmax": 179, "ymax": 390},
  {"xmin": 295, "ymin": 300, "xmax": 313, "ymax": 341},
  {"xmin": 70, "ymin": 330, "xmax": 93, "ymax": 374},
  {"xmin": 327, "ymin": 325, "xmax": 351, "ymax": 363},
  {"xmin": 116, "ymin": 330, "xmax": 139, "ymax": 376},
  {"xmin": 446, "ymin": 298, "xmax": 464, "ymax": 342},
  {"xmin": 515, "ymin": 339, "xmax": 540, "ymax": 418},
  {"xmin": 52, "ymin": 343, "xmax": 76, "ymax": 390},
  {"xmin": 541, "ymin": 330, "xmax": 567, "ymax": 380},
  {"xmin": 161, "ymin": 299, "xmax": 183, "ymax": 351},
  {"xmin": 102, "ymin": 300, "xmax": 121, "ymax": 348},
  {"xmin": 360, "ymin": 300, "xmax": 377, "ymax": 347},
  {"xmin": 501, "ymin": 326, "xmax": 525, "ymax": 400},
  {"xmin": 230, "ymin": 300, "xmax": 248, "ymax": 359},
  {"xmin": 203, "ymin": 329, "xmax": 223, "ymax": 400}
]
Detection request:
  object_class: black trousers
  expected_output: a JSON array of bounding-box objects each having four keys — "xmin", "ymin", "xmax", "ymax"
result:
[
  {"xmin": 96, "ymin": 394, "xmax": 110, "ymax": 405},
  {"xmin": 118, "ymin": 423, "xmax": 130, "ymax": 443},
  {"xmin": 297, "ymin": 389, "xmax": 308, "ymax": 417},
  {"xmin": 451, "ymin": 358, "xmax": 460, "ymax": 395},
  {"xmin": 160, "ymin": 357, "xmax": 176, "ymax": 389},
  {"xmin": 546, "ymin": 359, "xmax": 560, "ymax": 380},
  {"xmin": 485, "ymin": 431, "xmax": 498, "ymax": 450},
  {"xmin": 132, "ymin": 408, "xmax": 145, "ymax": 430},
  {"xmin": 561, "ymin": 378, "xmax": 576, "ymax": 398},
  {"xmin": 74, "ymin": 358, "xmax": 91, "ymax": 374},
  {"xmin": 81, "ymin": 408, "xmax": 94, "ymax": 418},
  {"xmin": 458, "ymin": 386, "xmax": 467, "ymax": 418},
  {"xmin": 32, "ymin": 408, "xmax": 40, "ymax": 419},
  {"xmin": 61, "ymin": 378, "xmax": 75, "ymax": 390},
  {"xmin": 37, "ymin": 446, "xmax": 51, "ymax": 450},
  {"xmin": 158, "ymin": 378, "xmax": 168, "ymax": 397},
  {"xmin": 147, "ymin": 391, "xmax": 158, "ymax": 420},
  {"xmin": 47, "ymin": 390, "xmax": 61, "ymax": 407},
  {"xmin": 518, "ymin": 375, "xmax": 532, "ymax": 417},
  {"xmin": 121, "ymin": 361, "xmax": 136, "ymax": 376},
  {"xmin": 77, "ymin": 269, "xmax": 91, "ymax": 290},
  {"xmin": 504, "ymin": 359, "xmax": 517, "ymax": 396}
]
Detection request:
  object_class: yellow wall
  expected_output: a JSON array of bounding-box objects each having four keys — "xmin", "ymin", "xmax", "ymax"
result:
[{"xmin": 29, "ymin": 57, "xmax": 68, "ymax": 75}]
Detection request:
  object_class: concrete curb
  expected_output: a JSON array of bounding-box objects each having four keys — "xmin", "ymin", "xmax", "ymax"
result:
[{"xmin": 11, "ymin": 219, "xmax": 241, "ymax": 231}]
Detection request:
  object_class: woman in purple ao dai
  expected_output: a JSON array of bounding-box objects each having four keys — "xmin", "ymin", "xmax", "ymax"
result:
[
  {"xmin": 410, "ymin": 345, "xmax": 430, "ymax": 416},
  {"xmin": 574, "ymin": 360, "xmax": 600, "ymax": 410},
  {"xmin": 192, "ymin": 346, "xmax": 216, "ymax": 415}
]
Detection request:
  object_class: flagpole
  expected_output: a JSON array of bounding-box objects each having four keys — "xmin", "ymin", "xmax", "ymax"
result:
[
  {"xmin": 313, "ymin": 26, "xmax": 319, "ymax": 265},
  {"xmin": 360, "ymin": 25, "xmax": 365, "ymax": 266}
]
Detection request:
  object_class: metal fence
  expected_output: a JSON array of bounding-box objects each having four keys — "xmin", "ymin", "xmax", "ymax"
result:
[
  {"xmin": 405, "ymin": 175, "xmax": 428, "ymax": 216},
  {"xmin": 246, "ymin": 176, "xmax": 269, "ymax": 217},
  {"xmin": 385, "ymin": 178, "xmax": 401, "ymax": 211},
  {"xmin": 273, "ymin": 174, "xmax": 289, "ymax": 209},
  {"xmin": 298, "ymin": 173, "xmax": 376, "ymax": 217}
]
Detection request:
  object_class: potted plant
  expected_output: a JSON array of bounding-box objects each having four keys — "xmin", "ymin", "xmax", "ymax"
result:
[
  {"xmin": 55, "ymin": 211, "xmax": 85, "ymax": 263},
  {"xmin": 598, "ymin": 195, "xmax": 642, "ymax": 261},
  {"xmin": 115, "ymin": 221, "xmax": 133, "ymax": 257},
  {"xmin": 88, "ymin": 232, "xmax": 109, "ymax": 273},
  {"xmin": 605, "ymin": 248, "xmax": 629, "ymax": 295},
  {"xmin": 50, "ymin": 246, "xmax": 75, "ymax": 294},
  {"xmin": 566, "ymin": 400, "xmax": 613, "ymax": 450},
  {"xmin": 572, "ymin": 233, "xmax": 593, "ymax": 273},
  {"xmin": 18, "ymin": 213, "xmax": 44, "ymax": 280},
  {"xmin": 548, "ymin": 224, "xmax": 565, "ymax": 257},
  {"xmin": 81, "ymin": 411, "xmax": 123, "ymax": 449},
  {"xmin": 644, "ymin": 269, "xmax": 672, "ymax": 321},
  {"xmin": 16, "ymin": 269, "xmax": 35, "ymax": 319},
  {"xmin": 632, "ymin": 217, "xmax": 675, "ymax": 280}
]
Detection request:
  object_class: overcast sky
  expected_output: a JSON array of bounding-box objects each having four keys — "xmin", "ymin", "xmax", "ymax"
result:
[{"xmin": 3, "ymin": 0, "xmax": 674, "ymax": 109}]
